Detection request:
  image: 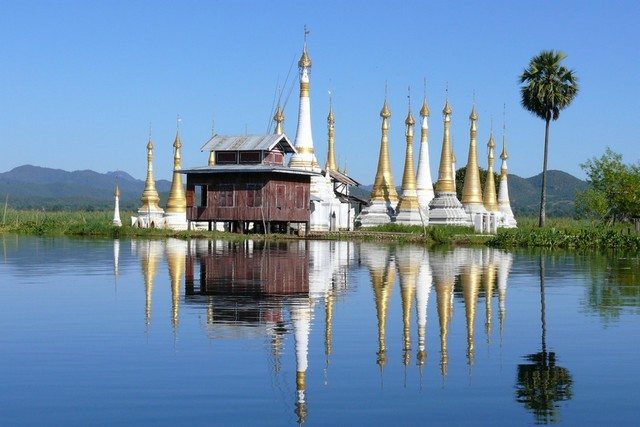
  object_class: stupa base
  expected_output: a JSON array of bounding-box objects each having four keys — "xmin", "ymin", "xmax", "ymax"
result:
[
  {"xmin": 428, "ymin": 192, "xmax": 472, "ymax": 226},
  {"xmin": 356, "ymin": 200, "xmax": 396, "ymax": 227}
]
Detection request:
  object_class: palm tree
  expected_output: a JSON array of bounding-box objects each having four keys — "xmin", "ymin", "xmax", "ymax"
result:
[{"xmin": 520, "ymin": 50, "xmax": 579, "ymax": 227}]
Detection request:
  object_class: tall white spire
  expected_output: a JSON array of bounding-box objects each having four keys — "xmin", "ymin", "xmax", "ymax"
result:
[
  {"xmin": 113, "ymin": 184, "xmax": 122, "ymax": 227},
  {"xmin": 415, "ymin": 87, "xmax": 434, "ymax": 209},
  {"xmin": 498, "ymin": 114, "xmax": 517, "ymax": 228},
  {"xmin": 289, "ymin": 26, "xmax": 320, "ymax": 171}
]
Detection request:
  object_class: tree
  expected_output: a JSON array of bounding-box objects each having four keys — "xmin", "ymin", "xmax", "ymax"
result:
[
  {"xmin": 575, "ymin": 148, "xmax": 640, "ymax": 224},
  {"xmin": 520, "ymin": 50, "xmax": 579, "ymax": 227}
]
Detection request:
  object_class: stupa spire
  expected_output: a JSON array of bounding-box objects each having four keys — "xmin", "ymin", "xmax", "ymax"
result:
[
  {"xmin": 415, "ymin": 80, "xmax": 434, "ymax": 209},
  {"xmin": 461, "ymin": 104, "xmax": 485, "ymax": 209},
  {"xmin": 498, "ymin": 107, "xmax": 517, "ymax": 227},
  {"xmin": 166, "ymin": 128, "xmax": 186, "ymax": 214},
  {"xmin": 356, "ymin": 90, "xmax": 398, "ymax": 227},
  {"xmin": 483, "ymin": 128, "xmax": 499, "ymax": 212},
  {"xmin": 395, "ymin": 91, "xmax": 423, "ymax": 225},
  {"xmin": 112, "ymin": 183, "xmax": 121, "ymax": 227},
  {"xmin": 325, "ymin": 95, "xmax": 337, "ymax": 171},
  {"xmin": 138, "ymin": 137, "xmax": 164, "ymax": 217},
  {"xmin": 428, "ymin": 94, "xmax": 470, "ymax": 226},
  {"xmin": 371, "ymin": 96, "xmax": 397, "ymax": 202},
  {"xmin": 289, "ymin": 26, "xmax": 319, "ymax": 170},
  {"xmin": 434, "ymin": 99, "xmax": 456, "ymax": 193}
]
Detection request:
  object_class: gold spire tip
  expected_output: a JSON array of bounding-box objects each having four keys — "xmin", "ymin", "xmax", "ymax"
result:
[
  {"xmin": 470, "ymin": 105, "xmax": 478, "ymax": 121},
  {"xmin": 443, "ymin": 99, "xmax": 452, "ymax": 115},
  {"xmin": 420, "ymin": 98, "xmax": 430, "ymax": 117},
  {"xmin": 381, "ymin": 98, "xmax": 391, "ymax": 118}
]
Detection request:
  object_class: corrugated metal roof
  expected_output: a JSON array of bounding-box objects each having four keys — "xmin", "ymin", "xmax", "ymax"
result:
[
  {"xmin": 200, "ymin": 133, "xmax": 296, "ymax": 154},
  {"xmin": 328, "ymin": 170, "xmax": 360, "ymax": 186},
  {"xmin": 181, "ymin": 164, "xmax": 320, "ymax": 177}
]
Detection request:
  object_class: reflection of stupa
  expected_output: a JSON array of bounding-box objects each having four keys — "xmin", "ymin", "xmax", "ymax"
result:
[
  {"xmin": 134, "ymin": 239, "xmax": 163, "ymax": 326},
  {"xmin": 431, "ymin": 251, "xmax": 455, "ymax": 378},
  {"xmin": 396, "ymin": 246, "xmax": 422, "ymax": 365},
  {"xmin": 290, "ymin": 296, "xmax": 313, "ymax": 425},
  {"xmin": 482, "ymin": 249, "xmax": 498, "ymax": 343},
  {"xmin": 166, "ymin": 238, "xmax": 187, "ymax": 331},
  {"xmin": 496, "ymin": 251, "xmax": 513, "ymax": 339},
  {"xmin": 362, "ymin": 244, "xmax": 394, "ymax": 375},
  {"xmin": 460, "ymin": 249, "xmax": 482, "ymax": 366},
  {"xmin": 415, "ymin": 251, "xmax": 432, "ymax": 370}
]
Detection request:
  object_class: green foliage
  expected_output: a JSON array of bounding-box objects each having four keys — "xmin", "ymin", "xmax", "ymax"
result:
[
  {"xmin": 488, "ymin": 217, "xmax": 640, "ymax": 251},
  {"xmin": 576, "ymin": 148, "xmax": 640, "ymax": 223},
  {"xmin": 519, "ymin": 50, "xmax": 579, "ymax": 123}
]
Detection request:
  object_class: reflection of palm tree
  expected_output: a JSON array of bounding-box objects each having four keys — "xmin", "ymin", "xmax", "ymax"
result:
[{"xmin": 516, "ymin": 255, "xmax": 573, "ymax": 424}]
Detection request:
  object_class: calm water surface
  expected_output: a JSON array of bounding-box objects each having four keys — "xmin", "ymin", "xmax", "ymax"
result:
[{"xmin": 0, "ymin": 235, "xmax": 638, "ymax": 426}]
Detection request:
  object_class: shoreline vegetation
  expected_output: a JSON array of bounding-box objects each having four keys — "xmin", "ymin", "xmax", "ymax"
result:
[{"xmin": 1, "ymin": 209, "xmax": 639, "ymax": 251}]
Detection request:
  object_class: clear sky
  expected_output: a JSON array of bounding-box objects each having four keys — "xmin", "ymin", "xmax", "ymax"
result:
[{"xmin": 1, "ymin": 0, "xmax": 638, "ymax": 183}]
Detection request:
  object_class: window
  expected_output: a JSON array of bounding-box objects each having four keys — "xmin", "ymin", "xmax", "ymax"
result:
[
  {"xmin": 239, "ymin": 151, "xmax": 261, "ymax": 164},
  {"xmin": 195, "ymin": 185, "xmax": 208, "ymax": 207},
  {"xmin": 216, "ymin": 152, "xmax": 238, "ymax": 164},
  {"xmin": 276, "ymin": 185, "xmax": 286, "ymax": 208},
  {"xmin": 217, "ymin": 184, "xmax": 234, "ymax": 207},
  {"xmin": 294, "ymin": 185, "xmax": 305, "ymax": 209},
  {"xmin": 246, "ymin": 184, "xmax": 263, "ymax": 207}
]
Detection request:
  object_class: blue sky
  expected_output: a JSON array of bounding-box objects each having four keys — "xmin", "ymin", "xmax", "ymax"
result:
[{"xmin": 1, "ymin": 0, "xmax": 638, "ymax": 183}]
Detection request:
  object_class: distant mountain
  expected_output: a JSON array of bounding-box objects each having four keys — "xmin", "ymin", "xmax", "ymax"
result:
[
  {"xmin": 358, "ymin": 169, "xmax": 587, "ymax": 217},
  {"xmin": 0, "ymin": 164, "xmax": 586, "ymax": 217},
  {"xmin": 509, "ymin": 170, "xmax": 587, "ymax": 217},
  {"xmin": 0, "ymin": 165, "xmax": 171, "ymax": 211}
]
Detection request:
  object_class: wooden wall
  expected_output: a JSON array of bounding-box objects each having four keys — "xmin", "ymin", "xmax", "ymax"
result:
[{"xmin": 186, "ymin": 172, "xmax": 311, "ymax": 223}]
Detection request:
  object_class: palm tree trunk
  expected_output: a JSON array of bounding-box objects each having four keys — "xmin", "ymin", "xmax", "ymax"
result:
[{"xmin": 539, "ymin": 118, "xmax": 551, "ymax": 227}]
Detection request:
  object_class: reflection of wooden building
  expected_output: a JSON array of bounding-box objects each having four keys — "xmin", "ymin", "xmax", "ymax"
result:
[
  {"xmin": 186, "ymin": 241, "xmax": 309, "ymax": 296},
  {"xmin": 183, "ymin": 134, "xmax": 318, "ymax": 233}
]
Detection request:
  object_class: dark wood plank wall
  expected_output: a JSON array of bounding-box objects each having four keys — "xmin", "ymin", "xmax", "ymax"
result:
[
  {"xmin": 185, "ymin": 241, "xmax": 309, "ymax": 295},
  {"xmin": 186, "ymin": 172, "xmax": 311, "ymax": 223}
]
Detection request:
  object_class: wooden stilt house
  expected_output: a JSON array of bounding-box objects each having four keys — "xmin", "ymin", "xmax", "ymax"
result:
[{"xmin": 183, "ymin": 134, "xmax": 317, "ymax": 234}]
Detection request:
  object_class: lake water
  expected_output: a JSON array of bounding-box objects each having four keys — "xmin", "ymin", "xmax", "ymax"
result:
[{"xmin": 0, "ymin": 235, "xmax": 638, "ymax": 426}]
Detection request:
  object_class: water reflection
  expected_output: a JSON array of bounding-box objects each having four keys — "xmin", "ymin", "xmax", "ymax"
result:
[
  {"xmin": 125, "ymin": 238, "xmax": 576, "ymax": 424},
  {"xmin": 516, "ymin": 256, "xmax": 573, "ymax": 424}
]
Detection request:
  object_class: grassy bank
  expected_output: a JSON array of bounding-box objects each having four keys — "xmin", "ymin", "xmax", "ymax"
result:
[
  {"xmin": 487, "ymin": 217, "xmax": 640, "ymax": 251},
  {"xmin": 0, "ymin": 209, "xmax": 273, "ymax": 241},
  {"xmin": 2, "ymin": 209, "xmax": 639, "ymax": 250}
]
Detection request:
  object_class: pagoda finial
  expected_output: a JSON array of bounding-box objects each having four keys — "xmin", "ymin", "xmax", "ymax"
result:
[
  {"xmin": 325, "ymin": 91, "xmax": 337, "ymax": 171},
  {"xmin": 274, "ymin": 105, "xmax": 284, "ymax": 134},
  {"xmin": 298, "ymin": 26, "xmax": 312, "ymax": 69}
]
